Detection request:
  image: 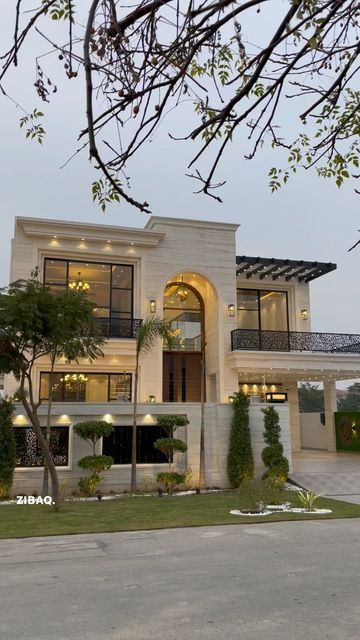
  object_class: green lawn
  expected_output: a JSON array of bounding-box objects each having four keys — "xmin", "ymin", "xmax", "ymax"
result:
[{"xmin": 1, "ymin": 492, "xmax": 360, "ymax": 540}]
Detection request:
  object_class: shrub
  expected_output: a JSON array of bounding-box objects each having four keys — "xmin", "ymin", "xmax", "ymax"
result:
[
  {"xmin": 227, "ymin": 391, "xmax": 254, "ymax": 487},
  {"xmin": 157, "ymin": 471, "xmax": 186, "ymax": 494},
  {"xmin": 237, "ymin": 479, "xmax": 270, "ymax": 513},
  {"xmin": 0, "ymin": 398, "xmax": 16, "ymax": 499},
  {"xmin": 156, "ymin": 415, "xmax": 189, "ymax": 437},
  {"xmin": 184, "ymin": 468, "xmax": 194, "ymax": 490},
  {"xmin": 154, "ymin": 437, "xmax": 187, "ymax": 468},
  {"xmin": 264, "ymin": 477, "xmax": 289, "ymax": 505},
  {"xmin": 74, "ymin": 420, "xmax": 114, "ymax": 495},
  {"xmin": 261, "ymin": 406, "xmax": 289, "ymax": 485},
  {"xmin": 138, "ymin": 475, "xmax": 156, "ymax": 494},
  {"xmin": 298, "ymin": 489, "xmax": 322, "ymax": 512}
]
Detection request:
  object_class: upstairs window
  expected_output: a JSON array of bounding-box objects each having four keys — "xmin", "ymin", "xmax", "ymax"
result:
[
  {"xmin": 44, "ymin": 259, "xmax": 133, "ymax": 321},
  {"xmin": 237, "ymin": 289, "xmax": 289, "ymax": 332},
  {"xmin": 40, "ymin": 372, "xmax": 132, "ymax": 403}
]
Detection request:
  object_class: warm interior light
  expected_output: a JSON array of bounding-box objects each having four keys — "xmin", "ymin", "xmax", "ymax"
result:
[{"xmin": 69, "ymin": 271, "xmax": 90, "ymax": 292}]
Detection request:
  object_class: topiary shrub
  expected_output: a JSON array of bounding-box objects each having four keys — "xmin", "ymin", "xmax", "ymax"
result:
[
  {"xmin": 0, "ymin": 398, "xmax": 16, "ymax": 499},
  {"xmin": 227, "ymin": 391, "xmax": 254, "ymax": 487},
  {"xmin": 74, "ymin": 420, "xmax": 114, "ymax": 495},
  {"xmin": 156, "ymin": 471, "xmax": 186, "ymax": 494},
  {"xmin": 154, "ymin": 437, "xmax": 187, "ymax": 468},
  {"xmin": 156, "ymin": 415, "xmax": 189, "ymax": 437},
  {"xmin": 261, "ymin": 406, "xmax": 289, "ymax": 485}
]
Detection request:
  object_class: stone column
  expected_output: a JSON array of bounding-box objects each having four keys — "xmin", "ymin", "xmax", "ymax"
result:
[
  {"xmin": 287, "ymin": 381, "xmax": 301, "ymax": 452},
  {"xmin": 323, "ymin": 379, "xmax": 337, "ymax": 452}
]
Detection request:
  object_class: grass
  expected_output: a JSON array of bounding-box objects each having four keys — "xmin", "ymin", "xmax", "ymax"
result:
[{"xmin": 0, "ymin": 491, "xmax": 360, "ymax": 540}]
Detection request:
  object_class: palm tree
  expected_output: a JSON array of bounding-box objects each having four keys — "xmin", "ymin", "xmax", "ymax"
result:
[{"xmin": 131, "ymin": 316, "xmax": 176, "ymax": 492}]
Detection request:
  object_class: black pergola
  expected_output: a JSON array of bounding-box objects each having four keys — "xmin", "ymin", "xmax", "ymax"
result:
[{"xmin": 236, "ymin": 255, "xmax": 336, "ymax": 283}]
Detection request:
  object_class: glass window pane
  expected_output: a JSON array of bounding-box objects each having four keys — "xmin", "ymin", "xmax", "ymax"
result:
[
  {"xmin": 109, "ymin": 374, "xmax": 131, "ymax": 402},
  {"xmin": 111, "ymin": 289, "xmax": 132, "ymax": 316},
  {"xmin": 103, "ymin": 426, "xmax": 132, "ymax": 464},
  {"xmin": 62, "ymin": 373, "xmax": 86, "ymax": 402},
  {"xmin": 68, "ymin": 262, "xmax": 110, "ymax": 309},
  {"xmin": 260, "ymin": 291, "xmax": 288, "ymax": 331},
  {"xmin": 237, "ymin": 290, "xmax": 259, "ymax": 330},
  {"xmin": 44, "ymin": 260, "xmax": 67, "ymax": 285},
  {"xmin": 85, "ymin": 374, "xmax": 108, "ymax": 402},
  {"xmin": 112, "ymin": 265, "xmax": 132, "ymax": 289},
  {"xmin": 40, "ymin": 373, "xmax": 63, "ymax": 401}
]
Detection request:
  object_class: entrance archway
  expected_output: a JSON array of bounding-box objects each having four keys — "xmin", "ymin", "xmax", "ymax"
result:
[{"xmin": 163, "ymin": 280, "xmax": 204, "ymax": 402}]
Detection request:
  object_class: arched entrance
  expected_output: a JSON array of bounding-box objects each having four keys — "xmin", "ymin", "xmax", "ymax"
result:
[{"xmin": 163, "ymin": 280, "xmax": 204, "ymax": 402}]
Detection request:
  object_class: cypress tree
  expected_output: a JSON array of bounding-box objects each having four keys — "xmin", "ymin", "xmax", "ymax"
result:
[
  {"xmin": 227, "ymin": 391, "xmax": 254, "ymax": 487},
  {"xmin": 261, "ymin": 406, "xmax": 289, "ymax": 484},
  {"xmin": 0, "ymin": 398, "xmax": 16, "ymax": 499}
]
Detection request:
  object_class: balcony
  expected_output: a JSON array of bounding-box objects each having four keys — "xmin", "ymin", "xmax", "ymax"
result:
[
  {"xmin": 97, "ymin": 318, "xmax": 142, "ymax": 339},
  {"xmin": 231, "ymin": 329, "xmax": 360, "ymax": 354}
]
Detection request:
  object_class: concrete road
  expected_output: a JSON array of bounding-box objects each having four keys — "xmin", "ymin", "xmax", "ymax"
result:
[{"xmin": 1, "ymin": 521, "xmax": 360, "ymax": 640}]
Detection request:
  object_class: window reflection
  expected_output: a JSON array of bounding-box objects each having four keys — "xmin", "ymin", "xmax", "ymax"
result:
[
  {"xmin": 237, "ymin": 289, "xmax": 288, "ymax": 332},
  {"xmin": 40, "ymin": 372, "xmax": 132, "ymax": 402},
  {"xmin": 44, "ymin": 259, "xmax": 133, "ymax": 320}
]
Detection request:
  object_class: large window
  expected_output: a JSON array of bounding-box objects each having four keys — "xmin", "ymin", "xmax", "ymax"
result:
[
  {"xmin": 14, "ymin": 427, "xmax": 69, "ymax": 467},
  {"xmin": 40, "ymin": 372, "xmax": 132, "ymax": 402},
  {"xmin": 237, "ymin": 289, "xmax": 289, "ymax": 332},
  {"xmin": 102, "ymin": 425, "xmax": 168, "ymax": 464},
  {"xmin": 44, "ymin": 259, "xmax": 133, "ymax": 320},
  {"xmin": 163, "ymin": 285, "xmax": 202, "ymax": 352}
]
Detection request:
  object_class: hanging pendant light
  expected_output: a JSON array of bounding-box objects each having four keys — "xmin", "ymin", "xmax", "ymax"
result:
[
  {"xmin": 176, "ymin": 274, "xmax": 189, "ymax": 303},
  {"xmin": 69, "ymin": 271, "xmax": 90, "ymax": 292}
]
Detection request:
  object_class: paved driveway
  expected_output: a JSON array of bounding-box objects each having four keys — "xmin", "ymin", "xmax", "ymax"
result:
[
  {"xmin": 1, "ymin": 521, "xmax": 360, "ymax": 640},
  {"xmin": 291, "ymin": 449, "xmax": 360, "ymax": 503}
]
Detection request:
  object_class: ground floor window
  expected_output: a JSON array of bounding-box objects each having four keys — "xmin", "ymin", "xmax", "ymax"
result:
[
  {"xmin": 102, "ymin": 425, "xmax": 168, "ymax": 464},
  {"xmin": 13, "ymin": 426, "xmax": 70, "ymax": 467},
  {"xmin": 39, "ymin": 372, "xmax": 132, "ymax": 403}
]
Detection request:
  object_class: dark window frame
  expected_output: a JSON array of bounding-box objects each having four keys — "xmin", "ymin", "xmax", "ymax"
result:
[
  {"xmin": 237, "ymin": 288, "xmax": 290, "ymax": 333},
  {"xmin": 39, "ymin": 371, "xmax": 132, "ymax": 403},
  {"xmin": 102, "ymin": 425, "xmax": 169, "ymax": 465},
  {"xmin": 43, "ymin": 258, "xmax": 134, "ymax": 321}
]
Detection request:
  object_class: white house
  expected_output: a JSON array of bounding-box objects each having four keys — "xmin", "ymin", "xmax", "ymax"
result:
[{"xmin": 6, "ymin": 216, "xmax": 360, "ymax": 494}]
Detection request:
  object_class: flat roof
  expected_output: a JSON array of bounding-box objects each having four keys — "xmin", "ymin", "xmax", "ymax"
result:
[{"xmin": 236, "ymin": 255, "xmax": 337, "ymax": 282}]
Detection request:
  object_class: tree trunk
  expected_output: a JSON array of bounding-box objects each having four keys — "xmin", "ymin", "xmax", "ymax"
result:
[
  {"xmin": 131, "ymin": 356, "xmax": 139, "ymax": 492},
  {"xmin": 21, "ymin": 391, "xmax": 60, "ymax": 511},
  {"xmin": 42, "ymin": 356, "xmax": 55, "ymax": 496},
  {"xmin": 199, "ymin": 347, "xmax": 206, "ymax": 490}
]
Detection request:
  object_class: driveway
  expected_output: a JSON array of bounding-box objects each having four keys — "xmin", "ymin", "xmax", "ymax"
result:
[
  {"xmin": 291, "ymin": 449, "xmax": 360, "ymax": 503},
  {"xmin": 1, "ymin": 521, "xmax": 360, "ymax": 639}
]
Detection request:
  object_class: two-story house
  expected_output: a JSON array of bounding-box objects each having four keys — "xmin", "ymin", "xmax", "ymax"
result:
[{"xmin": 7, "ymin": 216, "xmax": 360, "ymax": 494}]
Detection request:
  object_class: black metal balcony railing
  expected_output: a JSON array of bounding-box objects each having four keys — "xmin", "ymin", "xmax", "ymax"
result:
[
  {"xmin": 231, "ymin": 328, "xmax": 360, "ymax": 354},
  {"xmin": 97, "ymin": 318, "xmax": 142, "ymax": 339}
]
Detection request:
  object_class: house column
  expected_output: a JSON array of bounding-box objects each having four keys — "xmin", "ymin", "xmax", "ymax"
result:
[
  {"xmin": 323, "ymin": 379, "xmax": 337, "ymax": 452},
  {"xmin": 287, "ymin": 381, "xmax": 301, "ymax": 452}
]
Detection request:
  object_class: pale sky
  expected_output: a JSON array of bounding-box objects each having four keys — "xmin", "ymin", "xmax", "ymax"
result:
[{"xmin": 0, "ymin": 0, "xmax": 359, "ymax": 353}]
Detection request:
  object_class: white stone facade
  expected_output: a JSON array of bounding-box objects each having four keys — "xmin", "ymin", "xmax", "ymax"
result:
[{"xmin": 6, "ymin": 215, "xmax": 360, "ymax": 494}]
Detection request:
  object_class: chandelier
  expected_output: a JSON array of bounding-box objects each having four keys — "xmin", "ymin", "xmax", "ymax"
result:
[
  {"xmin": 176, "ymin": 275, "xmax": 189, "ymax": 303},
  {"xmin": 69, "ymin": 272, "xmax": 90, "ymax": 292},
  {"xmin": 60, "ymin": 373, "xmax": 88, "ymax": 383}
]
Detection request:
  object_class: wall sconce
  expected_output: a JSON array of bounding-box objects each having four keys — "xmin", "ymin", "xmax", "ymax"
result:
[
  {"xmin": 227, "ymin": 304, "xmax": 235, "ymax": 317},
  {"xmin": 228, "ymin": 395, "xmax": 235, "ymax": 403},
  {"xmin": 148, "ymin": 299, "xmax": 156, "ymax": 314},
  {"xmin": 148, "ymin": 395, "xmax": 156, "ymax": 404},
  {"xmin": 300, "ymin": 309, "xmax": 309, "ymax": 321}
]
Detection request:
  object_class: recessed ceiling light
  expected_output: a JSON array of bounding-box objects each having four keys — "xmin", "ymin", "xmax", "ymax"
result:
[
  {"xmin": 130, "ymin": 242, "xmax": 134, "ymax": 246},
  {"xmin": 53, "ymin": 235, "xmax": 57, "ymax": 239},
  {"xmin": 81, "ymin": 237, "xmax": 85, "ymax": 241},
  {"xmin": 107, "ymin": 240, "xmax": 111, "ymax": 244}
]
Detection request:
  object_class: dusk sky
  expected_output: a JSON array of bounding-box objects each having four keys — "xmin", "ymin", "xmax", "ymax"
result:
[{"xmin": 0, "ymin": 1, "xmax": 359, "ymax": 361}]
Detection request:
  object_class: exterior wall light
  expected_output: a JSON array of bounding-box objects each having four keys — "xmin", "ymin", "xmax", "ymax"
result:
[
  {"xmin": 300, "ymin": 309, "xmax": 309, "ymax": 321},
  {"xmin": 148, "ymin": 395, "xmax": 156, "ymax": 403},
  {"xmin": 228, "ymin": 395, "xmax": 235, "ymax": 403},
  {"xmin": 149, "ymin": 299, "xmax": 156, "ymax": 314},
  {"xmin": 227, "ymin": 304, "xmax": 236, "ymax": 317}
]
